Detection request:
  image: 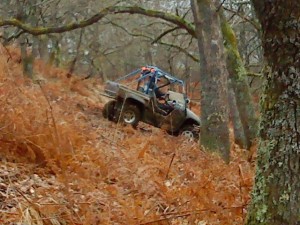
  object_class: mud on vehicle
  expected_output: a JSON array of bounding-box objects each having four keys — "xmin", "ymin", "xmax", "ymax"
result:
[{"xmin": 102, "ymin": 66, "xmax": 200, "ymax": 140}]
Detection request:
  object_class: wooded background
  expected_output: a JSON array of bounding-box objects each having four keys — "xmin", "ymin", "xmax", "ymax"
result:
[
  {"xmin": 0, "ymin": 0, "xmax": 263, "ymax": 158},
  {"xmin": 0, "ymin": 0, "xmax": 299, "ymax": 224}
]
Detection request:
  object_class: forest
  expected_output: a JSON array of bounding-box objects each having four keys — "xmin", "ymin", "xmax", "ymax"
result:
[{"xmin": 0, "ymin": 0, "xmax": 299, "ymax": 224}]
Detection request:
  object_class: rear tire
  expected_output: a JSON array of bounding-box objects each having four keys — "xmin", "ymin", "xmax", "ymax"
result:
[
  {"xmin": 102, "ymin": 100, "xmax": 116, "ymax": 121},
  {"xmin": 180, "ymin": 124, "xmax": 200, "ymax": 141},
  {"xmin": 119, "ymin": 104, "xmax": 141, "ymax": 127}
]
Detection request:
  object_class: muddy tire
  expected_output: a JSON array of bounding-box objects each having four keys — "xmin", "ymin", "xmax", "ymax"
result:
[
  {"xmin": 119, "ymin": 104, "xmax": 141, "ymax": 127},
  {"xmin": 102, "ymin": 100, "xmax": 116, "ymax": 121},
  {"xmin": 180, "ymin": 124, "xmax": 199, "ymax": 141}
]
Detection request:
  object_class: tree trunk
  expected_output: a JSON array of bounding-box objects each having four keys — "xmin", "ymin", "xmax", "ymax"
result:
[
  {"xmin": 19, "ymin": 37, "xmax": 34, "ymax": 78},
  {"xmin": 37, "ymin": 35, "xmax": 50, "ymax": 63},
  {"xmin": 228, "ymin": 79, "xmax": 247, "ymax": 148},
  {"xmin": 144, "ymin": 47, "xmax": 153, "ymax": 65},
  {"xmin": 183, "ymin": 55, "xmax": 191, "ymax": 97},
  {"xmin": 246, "ymin": 1, "xmax": 300, "ymax": 224},
  {"xmin": 220, "ymin": 13, "xmax": 259, "ymax": 150},
  {"xmin": 16, "ymin": 0, "xmax": 39, "ymax": 78},
  {"xmin": 191, "ymin": 0, "xmax": 230, "ymax": 162}
]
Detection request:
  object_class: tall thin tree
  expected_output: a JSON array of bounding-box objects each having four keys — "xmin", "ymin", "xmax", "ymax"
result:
[{"xmin": 191, "ymin": 0, "xmax": 231, "ymax": 162}]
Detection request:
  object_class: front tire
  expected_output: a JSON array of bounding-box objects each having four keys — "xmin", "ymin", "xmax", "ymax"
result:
[
  {"xmin": 180, "ymin": 124, "xmax": 200, "ymax": 141},
  {"xmin": 119, "ymin": 104, "xmax": 141, "ymax": 127}
]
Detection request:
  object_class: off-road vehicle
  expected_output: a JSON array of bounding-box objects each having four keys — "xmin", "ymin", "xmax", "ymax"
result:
[{"xmin": 102, "ymin": 66, "xmax": 200, "ymax": 139}]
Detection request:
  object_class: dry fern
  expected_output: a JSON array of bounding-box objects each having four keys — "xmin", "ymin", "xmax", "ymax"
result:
[{"xmin": 0, "ymin": 45, "xmax": 255, "ymax": 225}]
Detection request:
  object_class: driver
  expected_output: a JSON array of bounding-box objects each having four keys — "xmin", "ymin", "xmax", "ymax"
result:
[
  {"xmin": 156, "ymin": 92, "xmax": 175, "ymax": 114},
  {"xmin": 154, "ymin": 84, "xmax": 165, "ymax": 99}
]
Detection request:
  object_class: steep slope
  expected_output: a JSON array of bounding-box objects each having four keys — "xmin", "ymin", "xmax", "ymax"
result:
[{"xmin": 0, "ymin": 45, "xmax": 254, "ymax": 225}]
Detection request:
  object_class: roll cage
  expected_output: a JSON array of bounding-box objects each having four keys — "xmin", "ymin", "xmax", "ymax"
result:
[{"xmin": 115, "ymin": 66, "xmax": 186, "ymax": 96}]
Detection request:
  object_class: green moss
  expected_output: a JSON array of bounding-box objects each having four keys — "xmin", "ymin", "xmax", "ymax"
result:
[
  {"xmin": 201, "ymin": 134, "xmax": 219, "ymax": 151},
  {"xmin": 221, "ymin": 19, "xmax": 238, "ymax": 49},
  {"xmin": 219, "ymin": 15, "xmax": 248, "ymax": 83},
  {"xmin": 245, "ymin": 139, "xmax": 280, "ymax": 224}
]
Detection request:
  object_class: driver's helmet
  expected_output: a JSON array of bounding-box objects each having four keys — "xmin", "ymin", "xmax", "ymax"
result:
[{"xmin": 141, "ymin": 66, "xmax": 155, "ymax": 76}]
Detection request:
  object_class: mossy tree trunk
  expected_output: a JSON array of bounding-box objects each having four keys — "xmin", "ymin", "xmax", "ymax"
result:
[
  {"xmin": 246, "ymin": 0, "xmax": 300, "ymax": 224},
  {"xmin": 220, "ymin": 13, "xmax": 259, "ymax": 150},
  {"xmin": 228, "ymin": 79, "xmax": 247, "ymax": 148},
  {"xmin": 191, "ymin": 0, "xmax": 230, "ymax": 162}
]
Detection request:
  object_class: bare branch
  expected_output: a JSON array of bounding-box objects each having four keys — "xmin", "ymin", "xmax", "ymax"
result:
[
  {"xmin": 67, "ymin": 28, "xmax": 84, "ymax": 78},
  {"xmin": 151, "ymin": 27, "xmax": 180, "ymax": 44},
  {"xmin": 103, "ymin": 20, "xmax": 199, "ymax": 63},
  {"xmin": 157, "ymin": 41, "xmax": 199, "ymax": 63},
  {"xmin": 216, "ymin": 0, "xmax": 226, "ymax": 12},
  {"xmin": 223, "ymin": 6, "xmax": 260, "ymax": 30},
  {"xmin": 107, "ymin": 19, "xmax": 151, "ymax": 40},
  {"xmin": 182, "ymin": 9, "xmax": 191, "ymax": 19},
  {"xmin": 1, "ymin": 30, "xmax": 25, "ymax": 44},
  {"xmin": 0, "ymin": 6, "xmax": 196, "ymax": 37}
]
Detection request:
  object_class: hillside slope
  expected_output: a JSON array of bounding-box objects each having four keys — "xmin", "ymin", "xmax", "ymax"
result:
[{"xmin": 0, "ymin": 45, "xmax": 254, "ymax": 225}]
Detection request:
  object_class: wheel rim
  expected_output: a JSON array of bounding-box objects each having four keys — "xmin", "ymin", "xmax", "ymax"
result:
[
  {"xmin": 123, "ymin": 110, "xmax": 136, "ymax": 124},
  {"xmin": 181, "ymin": 130, "xmax": 194, "ymax": 140}
]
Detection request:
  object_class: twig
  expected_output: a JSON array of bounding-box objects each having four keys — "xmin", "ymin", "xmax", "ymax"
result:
[
  {"xmin": 140, "ymin": 214, "xmax": 187, "ymax": 225},
  {"xmin": 223, "ymin": 6, "xmax": 260, "ymax": 30},
  {"xmin": 165, "ymin": 153, "xmax": 175, "ymax": 180},
  {"xmin": 0, "ymin": 210, "xmax": 19, "ymax": 215},
  {"xmin": 151, "ymin": 27, "xmax": 180, "ymax": 44},
  {"xmin": 143, "ymin": 203, "xmax": 158, "ymax": 217},
  {"xmin": 38, "ymin": 202, "xmax": 67, "ymax": 205},
  {"xmin": 37, "ymin": 81, "xmax": 60, "ymax": 146},
  {"xmin": 1, "ymin": 45, "xmax": 13, "ymax": 62},
  {"xmin": 140, "ymin": 205, "xmax": 248, "ymax": 225},
  {"xmin": 113, "ymin": 96, "xmax": 127, "ymax": 142},
  {"xmin": 30, "ymin": 215, "xmax": 61, "ymax": 221},
  {"xmin": 15, "ymin": 188, "xmax": 36, "ymax": 206},
  {"xmin": 2, "ymin": 30, "xmax": 25, "ymax": 45},
  {"xmin": 216, "ymin": 0, "xmax": 226, "ymax": 12},
  {"xmin": 238, "ymin": 164, "xmax": 245, "ymax": 222},
  {"xmin": 99, "ymin": 133, "xmax": 129, "ymax": 151},
  {"xmin": 157, "ymin": 41, "xmax": 199, "ymax": 63},
  {"xmin": 67, "ymin": 28, "xmax": 84, "ymax": 78}
]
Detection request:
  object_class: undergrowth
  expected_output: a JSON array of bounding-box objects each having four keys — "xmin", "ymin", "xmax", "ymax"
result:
[{"xmin": 0, "ymin": 45, "xmax": 254, "ymax": 225}]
